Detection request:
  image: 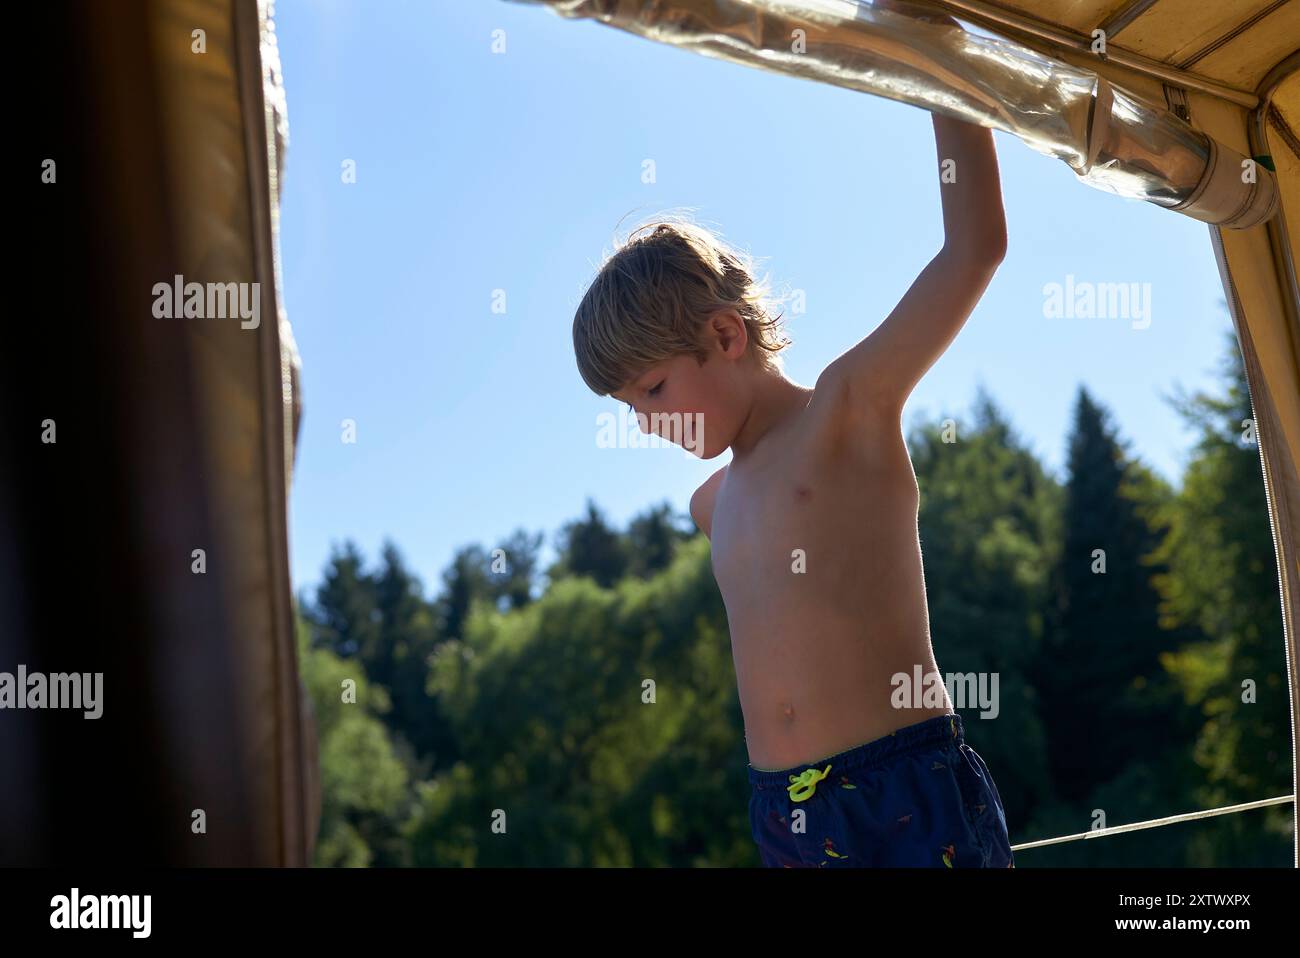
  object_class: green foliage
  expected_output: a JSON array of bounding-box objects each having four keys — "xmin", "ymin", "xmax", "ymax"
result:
[
  {"xmin": 1035, "ymin": 386, "xmax": 1194, "ymax": 802},
  {"xmin": 547, "ymin": 499, "xmax": 629, "ymax": 587},
  {"xmin": 908, "ymin": 387, "xmax": 1061, "ymax": 826},
  {"xmin": 409, "ymin": 538, "xmax": 746, "ymax": 865},
  {"xmin": 297, "ymin": 614, "xmax": 412, "ymax": 867},
  {"xmin": 1145, "ymin": 335, "xmax": 1291, "ymax": 863}
]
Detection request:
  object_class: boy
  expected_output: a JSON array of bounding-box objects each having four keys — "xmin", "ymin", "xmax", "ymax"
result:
[{"xmin": 572, "ymin": 0, "xmax": 1013, "ymax": 868}]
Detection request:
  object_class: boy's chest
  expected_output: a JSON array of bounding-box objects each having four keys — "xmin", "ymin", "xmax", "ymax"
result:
[{"xmin": 709, "ymin": 450, "xmax": 915, "ymax": 594}]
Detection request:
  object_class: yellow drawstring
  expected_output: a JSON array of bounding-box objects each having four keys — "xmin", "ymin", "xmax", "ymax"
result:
[{"xmin": 787, "ymin": 764, "xmax": 833, "ymax": 802}]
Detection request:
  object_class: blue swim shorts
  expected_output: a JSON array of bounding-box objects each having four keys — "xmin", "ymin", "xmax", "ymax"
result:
[{"xmin": 748, "ymin": 713, "xmax": 1014, "ymax": 868}]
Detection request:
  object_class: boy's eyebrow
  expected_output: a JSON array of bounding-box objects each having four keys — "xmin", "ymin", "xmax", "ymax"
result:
[{"xmin": 613, "ymin": 373, "xmax": 651, "ymax": 402}]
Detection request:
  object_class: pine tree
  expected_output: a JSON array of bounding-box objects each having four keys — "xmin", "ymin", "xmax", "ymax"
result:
[
  {"xmin": 309, "ymin": 541, "xmax": 380, "ymax": 661},
  {"xmin": 438, "ymin": 544, "xmax": 494, "ymax": 642},
  {"xmin": 373, "ymin": 542, "xmax": 442, "ymax": 765},
  {"xmin": 549, "ymin": 498, "xmax": 628, "ymax": 587},
  {"xmin": 487, "ymin": 528, "xmax": 544, "ymax": 610},
  {"xmin": 1038, "ymin": 386, "xmax": 1188, "ymax": 801},
  {"xmin": 626, "ymin": 501, "xmax": 692, "ymax": 578}
]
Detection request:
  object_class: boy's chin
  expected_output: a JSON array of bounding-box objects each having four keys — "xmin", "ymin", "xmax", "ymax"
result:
[{"xmin": 686, "ymin": 443, "xmax": 724, "ymax": 460}]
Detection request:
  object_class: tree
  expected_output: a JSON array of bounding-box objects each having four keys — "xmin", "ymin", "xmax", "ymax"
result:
[
  {"xmin": 309, "ymin": 541, "xmax": 380, "ymax": 660},
  {"xmin": 1037, "ymin": 386, "xmax": 1193, "ymax": 802},
  {"xmin": 407, "ymin": 536, "xmax": 745, "ymax": 866},
  {"xmin": 486, "ymin": 528, "xmax": 544, "ymax": 610},
  {"xmin": 626, "ymin": 501, "xmax": 692, "ymax": 578},
  {"xmin": 908, "ymin": 386, "xmax": 1060, "ymax": 829},
  {"xmin": 297, "ymin": 612, "xmax": 413, "ymax": 867},
  {"xmin": 373, "ymin": 542, "xmax": 443, "ymax": 767},
  {"xmin": 437, "ymin": 544, "xmax": 494, "ymax": 643},
  {"xmin": 549, "ymin": 499, "xmax": 628, "ymax": 587},
  {"xmin": 1149, "ymin": 333, "xmax": 1291, "ymax": 864}
]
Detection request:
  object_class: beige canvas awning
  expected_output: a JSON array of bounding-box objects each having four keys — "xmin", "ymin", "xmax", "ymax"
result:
[
  {"xmin": 153, "ymin": 0, "xmax": 316, "ymax": 865},
  {"xmin": 2, "ymin": 0, "xmax": 316, "ymax": 866}
]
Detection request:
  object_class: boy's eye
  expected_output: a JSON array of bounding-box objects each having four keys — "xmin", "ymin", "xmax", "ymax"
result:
[{"xmin": 648, "ymin": 381, "xmax": 664, "ymax": 397}]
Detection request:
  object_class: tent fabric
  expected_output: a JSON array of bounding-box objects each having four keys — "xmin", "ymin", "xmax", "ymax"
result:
[
  {"xmin": 2, "ymin": 0, "xmax": 316, "ymax": 866},
  {"xmin": 150, "ymin": 0, "xmax": 316, "ymax": 865}
]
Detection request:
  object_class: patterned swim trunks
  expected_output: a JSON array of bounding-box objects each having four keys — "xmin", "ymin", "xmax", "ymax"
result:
[{"xmin": 748, "ymin": 713, "xmax": 1014, "ymax": 867}]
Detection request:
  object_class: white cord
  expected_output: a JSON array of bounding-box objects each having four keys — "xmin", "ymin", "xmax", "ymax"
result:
[{"xmin": 1010, "ymin": 794, "xmax": 1295, "ymax": 851}]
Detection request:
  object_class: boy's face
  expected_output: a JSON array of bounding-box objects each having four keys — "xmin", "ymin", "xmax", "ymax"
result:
[{"xmin": 611, "ymin": 310, "xmax": 750, "ymax": 459}]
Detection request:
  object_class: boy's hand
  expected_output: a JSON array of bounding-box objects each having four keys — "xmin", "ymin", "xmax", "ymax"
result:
[{"xmin": 873, "ymin": 0, "xmax": 961, "ymax": 29}]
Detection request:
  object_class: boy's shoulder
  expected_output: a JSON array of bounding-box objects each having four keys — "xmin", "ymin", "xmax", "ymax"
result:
[{"xmin": 689, "ymin": 465, "xmax": 728, "ymax": 538}]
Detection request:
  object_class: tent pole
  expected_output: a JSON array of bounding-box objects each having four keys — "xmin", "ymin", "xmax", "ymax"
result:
[{"xmin": 920, "ymin": 0, "xmax": 1260, "ymax": 108}]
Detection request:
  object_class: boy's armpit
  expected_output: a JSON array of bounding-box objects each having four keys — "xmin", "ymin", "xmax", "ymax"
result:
[
  {"xmin": 831, "ymin": 246, "xmax": 1003, "ymax": 411},
  {"xmin": 805, "ymin": 361, "xmax": 905, "ymax": 460}
]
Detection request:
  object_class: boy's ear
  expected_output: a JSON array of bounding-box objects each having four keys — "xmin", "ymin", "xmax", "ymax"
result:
[{"xmin": 709, "ymin": 308, "xmax": 748, "ymax": 359}]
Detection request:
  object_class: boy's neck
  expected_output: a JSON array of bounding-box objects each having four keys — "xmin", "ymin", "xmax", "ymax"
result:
[{"xmin": 729, "ymin": 371, "xmax": 814, "ymax": 461}]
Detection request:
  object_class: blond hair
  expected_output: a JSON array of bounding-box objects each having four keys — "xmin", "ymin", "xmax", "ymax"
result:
[{"xmin": 572, "ymin": 213, "xmax": 792, "ymax": 396}]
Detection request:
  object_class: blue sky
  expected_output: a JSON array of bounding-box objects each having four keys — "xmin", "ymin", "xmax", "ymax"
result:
[{"xmin": 276, "ymin": 0, "xmax": 1234, "ymax": 598}]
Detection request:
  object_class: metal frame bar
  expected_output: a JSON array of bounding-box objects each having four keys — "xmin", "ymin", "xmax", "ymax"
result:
[
  {"xmin": 919, "ymin": 0, "xmax": 1260, "ymax": 108},
  {"xmin": 1097, "ymin": 0, "xmax": 1162, "ymax": 41}
]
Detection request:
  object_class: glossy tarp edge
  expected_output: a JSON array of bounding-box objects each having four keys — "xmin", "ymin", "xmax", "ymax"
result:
[{"xmin": 510, "ymin": 0, "xmax": 1276, "ymax": 227}]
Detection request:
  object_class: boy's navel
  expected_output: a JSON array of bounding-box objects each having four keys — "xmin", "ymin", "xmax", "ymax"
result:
[{"xmin": 793, "ymin": 485, "xmax": 812, "ymax": 503}]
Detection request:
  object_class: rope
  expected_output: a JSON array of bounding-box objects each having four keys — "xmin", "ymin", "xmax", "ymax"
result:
[{"xmin": 1010, "ymin": 794, "xmax": 1295, "ymax": 851}]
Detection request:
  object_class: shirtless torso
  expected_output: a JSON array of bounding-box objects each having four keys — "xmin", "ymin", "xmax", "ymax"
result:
[{"xmin": 691, "ymin": 384, "xmax": 953, "ymax": 771}]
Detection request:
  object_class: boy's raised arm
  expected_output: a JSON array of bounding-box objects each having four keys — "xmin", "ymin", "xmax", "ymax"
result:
[{"xmin": 821, "ymin": 76, "xmax": 1007, "ymax": 420}]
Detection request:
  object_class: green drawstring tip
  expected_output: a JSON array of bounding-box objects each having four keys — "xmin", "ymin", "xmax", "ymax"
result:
[
  {"xmin": 787, "ymin": 764, "xmax": 833, "ymax": 802},
  {"xmin": 1252, "ymin": 154, "xmax": 1276, "ymax": 172}
]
